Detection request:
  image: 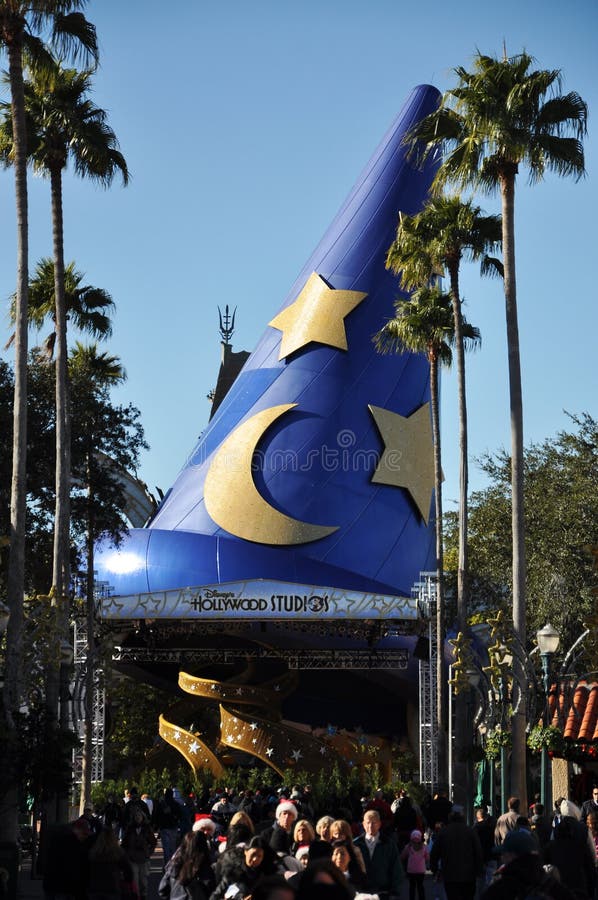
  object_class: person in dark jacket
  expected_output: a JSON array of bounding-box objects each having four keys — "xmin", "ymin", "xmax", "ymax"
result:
[
  {"xmin": 429, "ymin": 808, "xmax": 482, "ymax": 900},
  {"xmin": 88, "ymin": 828, "xmax": 133, "ymax": 900},
  {"xmin": 581, "ymin": 787, "xmax": 598, "ymax": 824},
  {"xmin": 353, "ymin": 809, "xmax": 404, "ymax": 897},
  {"xmin": 210, "ymin": 836, "xmax": 279, "ymax": 900},
  {"xmin": 530, "ymin": 802, "xmax": 553, "ymax": 849},
  {"xmin": 473, "ymin": 805, "xmax": 497, "ymax": 890},
  {"xmin": 543, "ymin": 814, "xmax": 596, "ymax": 899},
  {"xmin": 330, "ymin": 840, "xmax": 368, "ymax": 893},
  {"xmin": 481, "ymin": 829, "xmax": 576, "ymax": 900},
  {"xmin": 154, "ymin": 789, "xmax": 183, "ymax": 866},
  {"xmin": 393, "ymin": 795, "xmax": 418, "ymax": 851},
  {"xmin": 122, "ymin": 788, "xmax": 151, "ymax": 831},
  {"xmin": 296, "ymin": 860, "xmax": 355, "ymax": 900},
  {"xmin": 121, "ymin": 810, "xmax": 157, "ymax": 899},
  {"xmin": 424, "ymin": 791, "xmax": 453, "ymax": 829},
  {"xmin": 43, "ymin": 818, "xmax": 93, "ymax": 900},
  {"xmin": 159, "ymin": 831, "xmax": 212, "ymax": 900},
  {"xmin": 260, "ymin": 801, "xmax": 298, "ymax": 854}
]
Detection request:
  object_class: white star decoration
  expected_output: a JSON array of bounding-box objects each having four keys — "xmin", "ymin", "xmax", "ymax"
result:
[
  {"xmin": 189, "ymin": 741, "xmax": 199, "ymax": 754},
  {"xmin": 173, "ymin": 730, "xmax": 181, "ymax": 740},
  {"xmin": 266, "ymin": 747, "xmax": 274, "ymax": 757},
  {"xmin": 319, "ymin": 746, "xmax": 326, "ymax": 755},
  {"xmin": 291, "ymin": 749, "xmax": 303, "ymax": 762},
  {"xmin": 210, "ymin": 684, "xmax": 217, "ymax": 691},
  {"xmin": 252, "ymin": 738, "xmax": 258, "ymax": 745},
  {"xmin": 250, "ymin": 722, "xmax": 258, "ymax": 731},
  {"xmin": 236, "ymin": 688, "xmax": 243, "ymax": 696}
]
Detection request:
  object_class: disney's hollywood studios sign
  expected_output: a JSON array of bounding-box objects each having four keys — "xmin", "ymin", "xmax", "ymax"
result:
[{"xmin": 99, "ymin": 579, "xmax": 420, "ymax": 621}]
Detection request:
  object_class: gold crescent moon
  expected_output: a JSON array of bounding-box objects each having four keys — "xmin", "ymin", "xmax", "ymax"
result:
[{"xmin": 204, "ymin": 403, "xmax": 339, "ymax": 545}]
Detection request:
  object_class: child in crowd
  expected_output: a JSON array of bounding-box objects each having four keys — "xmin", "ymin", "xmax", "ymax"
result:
[{"xmin": 400, "ymin": 829, "xmax": 429, "ymax": 900}]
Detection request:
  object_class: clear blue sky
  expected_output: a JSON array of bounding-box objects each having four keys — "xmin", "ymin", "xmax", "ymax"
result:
[{"xmin": 1, "ymin": 0, "xmax": 596, "ymax": 511}]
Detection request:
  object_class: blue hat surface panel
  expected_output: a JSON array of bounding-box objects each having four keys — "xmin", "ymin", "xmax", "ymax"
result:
[{"xmin": 95, "ymin": 84, "xmax": 441, "ymax": 600}]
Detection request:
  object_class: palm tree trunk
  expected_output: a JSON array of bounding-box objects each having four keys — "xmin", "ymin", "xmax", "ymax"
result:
[
  {"xmin": 80, "ymin": 448, "xmax": 95, "ymax": 813},
  {"xmin": 429, "ymin": 353, "xmax": 447, "ymax": 786},
  {"xmin": 500, "ymin": 170, "xmax": 527, "ymax": 806},
  {"xmin": 447, "ymin": 263, "xmax": 469, "ymax": 632},
  {"xmin": 1, "ymin": 38, "xmax": 29, "ymax": 849},
  {"xmin": 448, "ymin": 262, "xmax": 471, "ymax": 806},
  {"xmin": 50, "ymin": 164, "xmax": 72, "ymax": 822},
  {"xmin": 51, "ymin": 165, "xmax": 71, "ymax": 604}
]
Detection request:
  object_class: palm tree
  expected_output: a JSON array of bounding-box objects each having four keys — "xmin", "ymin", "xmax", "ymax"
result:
[
  {"xmin": 386, "ymin": 195, "xmax": 501, "ymax": 633},
  {"xmin": 374, "ymin": 284, "xmax": 481, "ymax": 784},
  {"xmin": 406, "ymin": 50, "xmax": 587, "ymax": 803},
  {"xmin": 6, "ymin": 257, "xmax": 116, "ymax": 357},
  {"xmin": 15, "ymin": 61, "xmax": 128, "ymax": 620},
  {"xmin": 0, "ymin": 0, "xmax": 97, "ymax": 845},
  {"xmin": 69, "ymin": 342, "xmax": 125, "ymax": 813}
]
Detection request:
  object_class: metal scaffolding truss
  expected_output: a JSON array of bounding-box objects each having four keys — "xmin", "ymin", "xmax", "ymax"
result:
[
  {"xmin": 72, "ymin": 617, "xmax": 106, "ymax": 785},
  {"xmin": 113, "ymin": 645, "xmax": 409, "ymax": 669},
  {"xmin": 110, "ymin": 618, "xmax": 418, "ymax": 642},
  {"xmin": 415, "ymin": 572, "xmax": 439, "ymax": 793}
]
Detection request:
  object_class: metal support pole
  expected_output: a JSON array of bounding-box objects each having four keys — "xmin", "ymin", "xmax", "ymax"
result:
[
  {"xmin": 500, "ymin": 744, "xmax": 508, "ymax": 814},
  {"xmin": 448, "ymin": 665, "xmax": 453, "ymax": 798},
  {"xmin": 417, "ymin": 574, "xmax": 438, "ymax": 795},
  {"xmin": 540, "ymin": 652, "xmax": 553, "ymax": 810},
  {"xmin": 466, "ymin": 692, "xmax": 474, "ymax": 824}
]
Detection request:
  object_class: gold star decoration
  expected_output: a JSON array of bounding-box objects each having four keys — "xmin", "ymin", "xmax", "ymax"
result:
[
  {"xmin": 369, "ymin": 403, "xmax": 434, "ymax": 524},
  {"xmin": 268, "ymin": 272, "xmax": 367, "ymax": 360},
  {"xmin": 219, "ymin": 706, "xmax": 329, "ymax": 777},
  {"xmin": 448, "ymin": 631, "xmax": 475, "ymax": 695},
  {"xmin": 178, "ymin": 670, "xmax": 295, "ymax": 709},
  {"xmin": 159, "ymin": 714, "xmax": 225, "ymax": 778}
]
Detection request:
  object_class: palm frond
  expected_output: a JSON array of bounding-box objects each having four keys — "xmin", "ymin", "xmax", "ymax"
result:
[
  {"xmin": 411, "ymin": 50, "xmax": 587, "ymax": 194},
  {"xmin": 480, "ymin": 256, "xmax": 504, "ymax": 280},
  {"xmin": 51, "ymin": 12, "xmax": 98, "ymax": 67}
]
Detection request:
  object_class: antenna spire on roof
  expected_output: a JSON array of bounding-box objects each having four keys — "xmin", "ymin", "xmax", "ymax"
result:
[{"xmin": 218, "ymin": 305, "xmax": 236, "ymax": 345}]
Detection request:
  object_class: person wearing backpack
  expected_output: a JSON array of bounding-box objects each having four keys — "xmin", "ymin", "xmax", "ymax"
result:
[{"xmin": 400, "ymin": 830, "xmax": 429, "ymax": 900}]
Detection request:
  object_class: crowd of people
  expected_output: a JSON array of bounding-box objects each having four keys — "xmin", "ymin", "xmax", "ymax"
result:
[{"xmin": 39, "ymin": 782, "xmax": 598, "ymax": 900}]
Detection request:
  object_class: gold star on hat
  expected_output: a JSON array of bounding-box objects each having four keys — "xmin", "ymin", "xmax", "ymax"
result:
[
  {"xmin": 269, "ymin": 272, "xmax": 367, "ymax": 360},
  {"xmin": 369, "ymin": 403, "xmax": 435, "ymax": 524}
]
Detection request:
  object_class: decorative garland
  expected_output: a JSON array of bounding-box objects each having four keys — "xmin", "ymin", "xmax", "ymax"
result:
[
  {"xmin": 483, "ymin": 727, "xmax": 512, "ymax": 760},
  {"xmin": 527, "ymin": 725, "xmax": 565, "ymax": 755}
]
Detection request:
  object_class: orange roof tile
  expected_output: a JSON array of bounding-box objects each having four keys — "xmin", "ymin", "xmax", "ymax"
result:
[{"xmin": 547, "ymin": 680, "xmax": 598, "ymax": 742}]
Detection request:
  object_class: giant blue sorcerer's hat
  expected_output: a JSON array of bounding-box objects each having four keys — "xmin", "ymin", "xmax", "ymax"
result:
[{"xmin": 96, "ymin": 85, "xmax": 441, "ymax": 601}]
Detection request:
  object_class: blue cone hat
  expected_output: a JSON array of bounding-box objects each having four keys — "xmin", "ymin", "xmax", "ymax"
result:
[{"xmin": 96, "ymin": 85, "xmax": 441, "ymax": 600}]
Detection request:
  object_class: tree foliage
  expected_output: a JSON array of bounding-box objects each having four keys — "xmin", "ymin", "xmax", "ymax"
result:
[
  {"xmin": 106, "ymin": 677, "xmax": 173, "ymax": 774},
  {"xmin": 445, "ymin": 413, "xmax": 598, "ymax": 647},
  {"xmin": 0, "ymin": 350, "xmax": 147, "ymax": 594}
]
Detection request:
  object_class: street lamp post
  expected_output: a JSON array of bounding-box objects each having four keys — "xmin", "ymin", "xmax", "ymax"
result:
[
  {"xmin": 536, "ymin": 623, "xmax": 560, "ymax": 811},
  {"xmin": 466, "ymin": 668, "xmax": 481, "ymax": 824}
]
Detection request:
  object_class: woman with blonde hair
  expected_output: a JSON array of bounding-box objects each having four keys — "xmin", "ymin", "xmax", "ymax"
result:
[
  {"xmin": 218, "ymin": 811, "xmax": 255, "ymax": 854},
  {"xmin": 330, "ymin": 820, "xmax": 365, "ymax": 873},
  {"xmin": 315, "ymin": 816, "xmax": 334, "ymax": 842},
  {"xmin": 291, "ymin": 819, "xmax": 315, "ymax": 854},
  {"xmin": 229, "ymin": 811, "xmax": 255, "ymax": 834}
]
